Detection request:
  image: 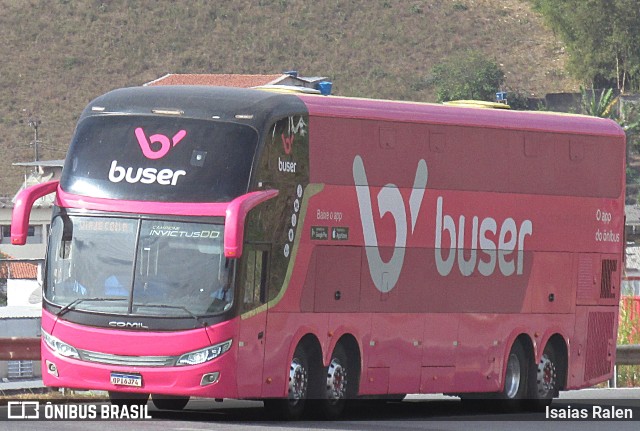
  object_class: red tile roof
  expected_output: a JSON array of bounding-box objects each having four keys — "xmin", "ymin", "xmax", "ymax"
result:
[
  {"xmin": 0, "ymin": 261, "xmax": 38, "ymax": 279},
  {"xmin": 146, "ymin": 73, "xmax": 284, "ymax": 88}
]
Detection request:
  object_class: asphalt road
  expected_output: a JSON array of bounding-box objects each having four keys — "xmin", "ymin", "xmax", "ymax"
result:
[{"xmin": 2, "ymin": 388, "xmax": 640, "ymax": 431}]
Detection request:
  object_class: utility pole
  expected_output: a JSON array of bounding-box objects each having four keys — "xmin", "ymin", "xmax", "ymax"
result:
[{"xmin": 28, "ymin": 117, "xmax": 41, "ymax": 164}]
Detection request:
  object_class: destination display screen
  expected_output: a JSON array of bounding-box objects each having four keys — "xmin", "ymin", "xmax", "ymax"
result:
[{"xmin": 61, "ymin": 116, "xmax": 259, "ymax": 202}]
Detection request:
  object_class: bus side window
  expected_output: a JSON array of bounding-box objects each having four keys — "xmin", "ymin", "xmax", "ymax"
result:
[{"xmin": 242, "ymin": 248, "xmax": 268, "ymax": 313}]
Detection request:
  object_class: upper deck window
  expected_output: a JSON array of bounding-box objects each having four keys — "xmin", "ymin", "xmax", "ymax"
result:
[{"xmin": 61, "ymin": 116, "xmax": 258, "ymax": 203}]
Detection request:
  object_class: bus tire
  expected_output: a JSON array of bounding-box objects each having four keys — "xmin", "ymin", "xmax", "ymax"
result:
[
  {"xmin": 317, "ymin": 343, "xmax": 351, "ymax": 419},
  {"xmin": 151, "ymin": 394, "xmax": 190, "ymax": 410},
  {"xmin": 108, "ymin": 391, "xmax": 149, "ymax": 407},
  {"xmin": 498, "ymin": 341, "xmax": 528, "ymax": 411},
  {"xmin": 264, "ymin": 343, "xmax": 310, "ymax": 420},
  {"xmin": 527, "ymin": 342, "xmax": 561, "ymax": 410}
]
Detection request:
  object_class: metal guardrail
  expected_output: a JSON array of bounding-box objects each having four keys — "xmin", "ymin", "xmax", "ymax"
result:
[
  {"xmin": 615, "ymin": 344, "xmax": 640, "ymax": 365},
  {"xmin": 609, "ymin": 344, "xmax": 640, "ymax": 388}
]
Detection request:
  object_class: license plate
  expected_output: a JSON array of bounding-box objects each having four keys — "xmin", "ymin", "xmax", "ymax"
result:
[{"xmin": 110, "ymin": 372, "xmax": 142, "ymax": 387}]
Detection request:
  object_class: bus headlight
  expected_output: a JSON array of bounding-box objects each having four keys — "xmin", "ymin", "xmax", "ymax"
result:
[
  {"xmin": 42, "ymin": 330, "xmax": 80, "ymax": 359},
  {"xmin": 176, "ymin": 340, "xmax": 232, "ymax": 366}
]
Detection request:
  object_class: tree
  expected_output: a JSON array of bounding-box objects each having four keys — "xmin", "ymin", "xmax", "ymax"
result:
[
  {"xmin": 580, "ymin": 86, "xmax": 640, "ymax": 203},
  {"xmin": 580, "ymin": 86, "xmax": 640, "ymax": 146},
  {"xmin": 530, "ymin": 0, "xmax": 640, "ymax": 92},
  {"xmin": 429, "ymin": 50, "xmax": 505, "ymax": 102},
  {"xmin": 580, "ymin": 87, "xmax": 618, "ymax": 118}
]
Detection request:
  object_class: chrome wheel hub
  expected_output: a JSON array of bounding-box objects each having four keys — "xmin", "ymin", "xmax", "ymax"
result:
[
  {"xmin": 326, "ymin": 357, "xmax": 347, "ymax": 403},
  {"xmin": 536, "ymin": 353, "xmax": 557, "ymax": 398},
  {"xmin": 504, "ymin": 352, "xmax": 521, "ymax": 399},
  {"xmin": 288, "ymin": 358, "xmax": 307, "ymax": 404}
]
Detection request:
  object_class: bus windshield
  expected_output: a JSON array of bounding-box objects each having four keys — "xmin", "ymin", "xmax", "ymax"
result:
[{"xmin": 45, "ymin": 215, "xmax": 234, "ymax": 317}]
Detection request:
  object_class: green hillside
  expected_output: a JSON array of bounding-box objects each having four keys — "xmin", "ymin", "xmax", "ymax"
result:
[{"xmin": 0, "ymin": 0, "xmax": 577, "ymax": 194}]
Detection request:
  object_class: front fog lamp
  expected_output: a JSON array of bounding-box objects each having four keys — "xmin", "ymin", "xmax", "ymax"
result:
[
  {"xmin": 200, "ymin": 372, "xmax": 220, "ymax": 386},
  {"xmin": 42, "ymin": 330, "xmax": 80, "ymax": 359},
  {"xmin": 176, "ymin": 340, "xmax": 232, "ymax": 366},
  {"xmin": 46, "ymin": 360, "xmax": 59, "ymax": 377}
]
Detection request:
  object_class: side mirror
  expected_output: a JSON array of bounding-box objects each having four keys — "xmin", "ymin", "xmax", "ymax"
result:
[
  {"xmin": 224, "ymin": 189, "xmax": 278, "ymax": 258},
  {"xmin": 11, "ymin": 181, "xmax": 59, "ymax": 245}
]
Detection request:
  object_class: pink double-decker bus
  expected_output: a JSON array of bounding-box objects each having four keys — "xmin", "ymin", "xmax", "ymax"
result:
[{"xmin": 12, "ymin": 86, "xmax": 625, "ymax": 419}]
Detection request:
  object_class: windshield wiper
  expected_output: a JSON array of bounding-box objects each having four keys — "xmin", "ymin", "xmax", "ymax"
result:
[
  {"xmin": 133, "ymin": 303, "xmax": 206, "ymax": 327},
  {"xmin": 57, "ymin": 298, "xmax": 127, "ymax": 317}
]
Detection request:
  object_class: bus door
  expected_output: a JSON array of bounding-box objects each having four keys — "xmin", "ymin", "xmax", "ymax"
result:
[{"xmin": 236, "ymin": 244, "xmax": 269, "ymax": 397}]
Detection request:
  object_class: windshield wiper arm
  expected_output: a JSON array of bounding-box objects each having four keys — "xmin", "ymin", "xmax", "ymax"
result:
[
  {"xmin": 57, "ymin": 298, "xmax": 126, "ymax": 317},
  {"xmin": 135, "ymin": 303, "xmax": 205, "ymax": 327}
]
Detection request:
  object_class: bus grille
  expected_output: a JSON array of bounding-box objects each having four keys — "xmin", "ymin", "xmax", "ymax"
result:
[
  {"xmin": 78, "ymin": 349, "xmax": 176, "ymax": 367},
  {"xmin": 600, "ymin": 259, "xmax": 617, "ymax": 299},
  {"xmin": 584, "ymin": 311, "xmax": 615, "ymax": 381}
]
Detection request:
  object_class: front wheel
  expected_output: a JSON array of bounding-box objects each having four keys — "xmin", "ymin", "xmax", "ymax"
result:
[
  {"xmin": 108, "ymin": 391, "xmax": 149, "ymax": 407},
  {"xmin": 151, "ymin": 394, "xmax": 190, "ymax": 410}
]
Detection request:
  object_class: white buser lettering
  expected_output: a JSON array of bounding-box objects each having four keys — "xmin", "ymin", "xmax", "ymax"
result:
[
  {"xmin": 278, "ymin": 157, "xmax": 297, "ymax": 173},
  {"xmin": 478, "ymin": 218, "xmax": 497, "ymax": 276},
  {"xmin": 109, "ymin": 160, "xmax": 185, "ymax": 186},
  {"xmin": 435, "ymin": 196, "xmax": 532, "ymax": 277}
]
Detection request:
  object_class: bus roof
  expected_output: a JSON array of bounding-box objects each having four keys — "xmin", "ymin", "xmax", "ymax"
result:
[
  {"xmin": 297, "ymin": 94, "xmax": 625, "ymax": 138},
  {"xmin": 84, "ymin": 86, "xmax": 624, "ymax": 139},
  {"xmin": 82, "ymin": 85, "xmax": 306, "ymax": 128}
]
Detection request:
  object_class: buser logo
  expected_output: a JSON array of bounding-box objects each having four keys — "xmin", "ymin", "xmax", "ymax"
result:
[
  {"xmin": 279, "ymin": 133, "xmax": 296, "ymax": 173},
  {"xmin": 353, "ymin": 155, "xmax": 427, "ymax": 293},
  {"xmin": 282, "ymin": 133, "xmax": 294, "ymax": 155},
  {"xmin": 135, "ymin": 127, "xmax": 186, "ymax": 160},
  {"xmin": 108, "ymin": 160, "xmax": 186, "ymax": 186},
  {"xmin": 108, "ymin": 127, "xmax": 188, "ymax": 186},
  {"xmin": 353, "ymin": 155, "xmax": 533, "ymax": 293}
]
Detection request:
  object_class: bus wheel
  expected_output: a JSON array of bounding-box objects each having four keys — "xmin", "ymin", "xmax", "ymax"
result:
[
  {"xmin": 151, "ymin": 394, "xmax": 190, "ymax": 410},
  {"xmin": 264, "ymin": 344, "xmax": 310, "ymax": 420},
  {"xmin": 318, "ymin": 344, "xmax": 350, "ymax": 419},
  {"xmin": 108, "ymin": 391, "xmax": 149, "ymax": 407},
  {"xmin": 499, "ymin": 341, "xmax": 528, "ymax": 411},
  {"xmin": 528, "ymin": 343, "xmax": 560, "ymax": 410}
]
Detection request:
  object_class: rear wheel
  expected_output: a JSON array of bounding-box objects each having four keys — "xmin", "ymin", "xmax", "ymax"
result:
[
  {"xmin": 498, "ymin": 341, "xmax": 528, "ymax": 411},
  {"xmin": 318, "ymin": 344, "xmax": 351, "ymax": 419},
  {"xmin": 504, "ymin": 343, "xmax": 526, "ymax": 398},
  {"xmin": 264, "ymin": 344, "xmax": 310, "ymax": 420},
  {"xmin": 527, "ymin": 343, "xmax": 561, "ymax": 410},
  {"xmin": 460, "ymin": 341, "xmax": 530, "ymax": 412},
  {"xmin": 151, "ymin": 394, "xmax": 190, "ymax": 410}
]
